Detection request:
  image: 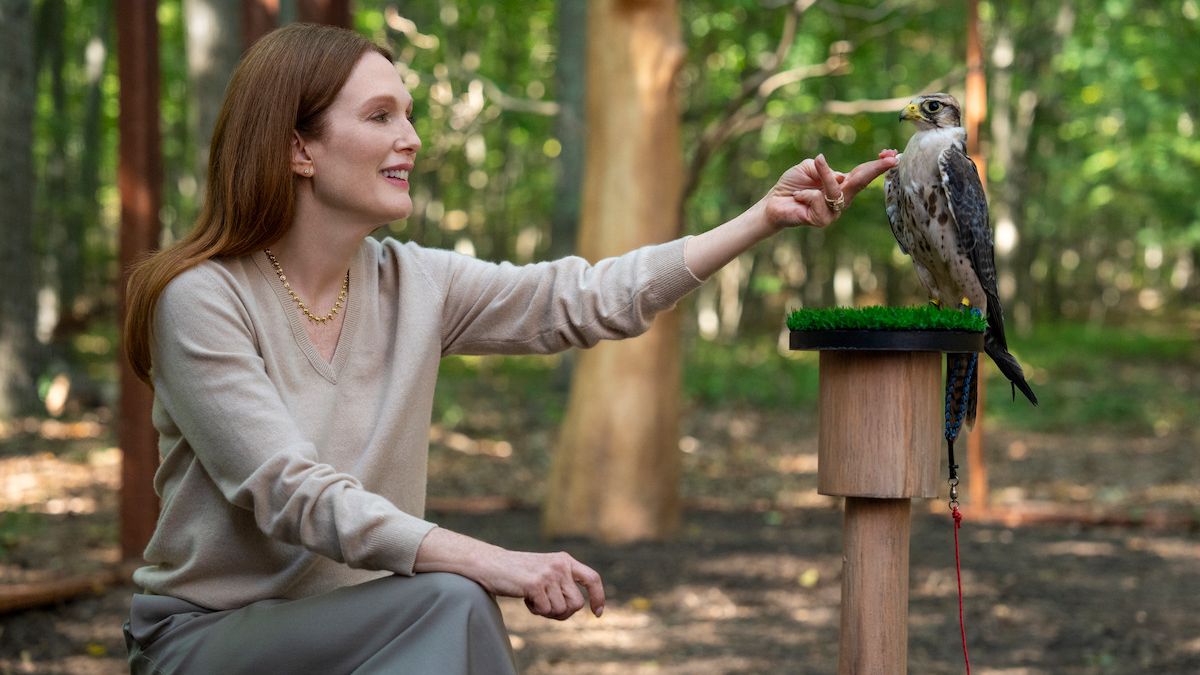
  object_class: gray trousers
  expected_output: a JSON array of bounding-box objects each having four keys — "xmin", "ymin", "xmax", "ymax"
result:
[{"xmin": 123, "ymin": 573, "xmax": 517, "ymax": 674}]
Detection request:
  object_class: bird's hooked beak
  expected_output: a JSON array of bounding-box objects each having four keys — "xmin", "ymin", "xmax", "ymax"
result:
[{"xmin": 899, "ymin": 102, "xmax": 923, "ymax": 123}]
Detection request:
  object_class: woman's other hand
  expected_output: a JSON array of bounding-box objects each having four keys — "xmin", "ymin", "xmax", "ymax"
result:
[
  {"xmin": 415, "ymin": 527, "xmax": 605, "ymax": 621},
  {"xmin": 484, "ymin": 549, "xmax": 605, "ymax": 621}
]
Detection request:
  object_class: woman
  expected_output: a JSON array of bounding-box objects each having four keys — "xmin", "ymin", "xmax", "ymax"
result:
[{"xmin": 121, "ymin": 23, "xmax": 897, "ymax": 674}]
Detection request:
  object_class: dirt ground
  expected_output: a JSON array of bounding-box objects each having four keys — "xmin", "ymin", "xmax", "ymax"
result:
[{"xmin": 2, "ymin": 403, "xmax": 1199, "ymax": 674}]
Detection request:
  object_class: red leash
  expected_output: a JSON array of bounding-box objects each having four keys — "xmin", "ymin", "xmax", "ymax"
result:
[{"xmin": 951, "ymin": 504, "xmax": 971, "ymax": 674}]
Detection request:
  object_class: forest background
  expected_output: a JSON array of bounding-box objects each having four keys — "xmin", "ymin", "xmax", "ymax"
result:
[
  {"xmin": 1, "ymin": 0, "xmax": 1199, "ymax": 673},
  {"xmin": 3, "ymin": 0, "xmax": 1198, "ymax": 420}
]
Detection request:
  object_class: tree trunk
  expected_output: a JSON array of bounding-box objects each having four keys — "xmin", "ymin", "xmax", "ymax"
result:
[
  {"xmin": 116, "ymin": 0, "xmax": 163, "ymax": 560},
  {"xmin": 296, "ymin": 0, "xmax": 351, "ymax": 27},
  {"xmin": 71, "ymin": 1, "xmax": 112, "ymax": 318},
  {"xmin": 34, "ymin": 0, "xmax": 68, "ymax": 319},
  {"xmin": 242, "ymin": 0, "xmax": 278, "ymax": 49},
  {"xmin": 548, "ymin": 0, "xmax": 586, "ymax": 260},
  {"xmin": 548, "ymin": 0, "xmax": 588, "ymax": 394},
  {"xmin": 543, "ymin": 0, "xmax": 686, "ymax": 543},
  {"xmin": 965, "ymin": 0, "xmax": 989, "ymax": 509},
  {"xmin": 185, "ymin": 0, "xmax": 242, "ymax": 200},
  {"xmin": 0, "ymin": 0, "xmax": 42, "ymax": 419}
]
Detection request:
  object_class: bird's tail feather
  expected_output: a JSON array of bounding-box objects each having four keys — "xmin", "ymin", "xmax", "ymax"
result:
[
  {"xmin": 984, "ymin": 292, "xmax": 1038, "ymax": 406},
  {"xmin": 984, "ymin": 331, "xmax": 1038, "ymax": 405}
]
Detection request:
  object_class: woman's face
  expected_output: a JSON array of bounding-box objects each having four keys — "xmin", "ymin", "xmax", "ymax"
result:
[{"xmin": 300, "ymin": 52, "xmax": 422, "ymax": 227}]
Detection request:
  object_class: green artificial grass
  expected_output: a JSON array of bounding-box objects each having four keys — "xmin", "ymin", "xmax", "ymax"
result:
[{"xmin": 786, "ymin": 305, "xmax": 987, "ymax": 333}]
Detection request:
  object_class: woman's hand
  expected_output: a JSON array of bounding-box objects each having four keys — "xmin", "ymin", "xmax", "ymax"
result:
[
  {"xmin": 764, "ymin": 149, "xmax": 899, "ymax": 231},
  {"xmin": 414, "ymin": 527, "xmax": 605, "ymax": 621},
  {"xmin": 682, "ymin": 149, "xmax": 899, "ymax": 280},
  {"xmin": 481, "ymin": 549, "xmax": 606, "ymax": 621}
]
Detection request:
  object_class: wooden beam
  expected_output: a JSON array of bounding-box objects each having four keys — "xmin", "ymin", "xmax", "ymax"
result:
[
  {"xmin": 115, "ymin": 0, "xmax": 162, "ymax": 561},
  {"xmin": 0, "ymin": 564, "xmax": 139, "ymax": 615}
]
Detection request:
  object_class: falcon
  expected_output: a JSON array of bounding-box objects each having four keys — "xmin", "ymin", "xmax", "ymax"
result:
[{"xmin": 884, "ymin": 93, "xmax": 1037, "ymax": 471}]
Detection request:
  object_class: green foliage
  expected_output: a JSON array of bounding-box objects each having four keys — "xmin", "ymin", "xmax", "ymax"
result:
[
  {"xmin": 994, "ymin": 0, "xmax": 1200, "ymax": 320},
  {"xmin": 32, "ymin": 0, "xmax": 120, "ymax": 309},
  {"xmin": 678, "ymin": 0, "xmax": 971, "ymax": 307},
  {"xmin": 985, "ymin": 320, "xmax": 1199, "ymax": 435},
  {"xmin": 786, "ymin": 305, "xmax": 987, "ymax": 332},
  {"xmin": 678, "ymin": 0, "xmax": 1200, "ymax": 325},
  {"xmin": 0, "ymin": 508, "xmax": 45, "ymax": 556},
  {"xmin": 18, "ymin": 0, "xmax": 1200, "ymax": 414},
  {"xmin": 691, "ymin": 317, "xmax": 1200, "ymax": 438},
  {"xmin": 432, "ymin": 317, "xmax": 1198, "ymax": 439},
  {"xmin": 684, "ymin": 338, "xmax": 819, "ymax": 409},
  {"xmin": 434, "ymin": 354, "xmax": 566, "ymax": 430},
  {"xmin": 29, "ymin": 0, "xmax": 1200, "ymax": 302},
  {"xmin": 158, "ymin": 0, "xmax": 199, "ymax": 237},
  {"xmin": 431, "ymin": 344, "xmax": 822, "ymax": 418},
  {"xmin": 355, "ymin": 0, "xmax": 562, "ymax": 260}
]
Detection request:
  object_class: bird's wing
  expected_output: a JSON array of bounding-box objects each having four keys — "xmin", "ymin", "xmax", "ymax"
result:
[
  {"xmin": 939, "ymin": 144, "xmax": 1037, "ymax": 407},
  {"xmin": 883, "ymin": 166, "xmax": 911, "ymax": 255},
  {"xmin": 938, "ymin": 146, "xmax": 997, "ymax": 296}
]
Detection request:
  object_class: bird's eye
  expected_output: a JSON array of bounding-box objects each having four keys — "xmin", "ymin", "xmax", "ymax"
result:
[{"xmin": 924, "ymin": 101, "xmax": 942, "ymax": 112}]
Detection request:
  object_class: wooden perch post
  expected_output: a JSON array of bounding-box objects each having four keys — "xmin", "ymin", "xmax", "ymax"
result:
[
  {"xmin": 818, "ymin": 350, "xmax": 941, "ymax": 674},
  {"xmin": 791, "ymin": 317, "xmax": 983, "ymax": 674}
]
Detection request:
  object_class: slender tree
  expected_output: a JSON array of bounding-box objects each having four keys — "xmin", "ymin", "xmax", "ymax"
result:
[
  {"xmin": 242, "ymin": 0, "xmax": 278, "ymax": 48},
  {"xmin": 964, "ymin": 0, "xmax": 989, "ymax": 508},
  {"xmin": 34, "ymin": 0, "xmax": 70, "ymax": 315},
  {"xmin": 185, "ymin": 0, "xmax": 242, "ymax": 198},
  {"xmin": 117, "ymin": 0, "xmax": 163, "ymax": 559},
  {"xmin": 67, "ymin": 1, "xmax": 112, "ymax": 322},
  {"xmin": 549, "ymin": 0, "xmax": 586, "ymax": 260},
  {"xmin": 544, "ymin": 0, "xmax": 687, "ymax": 543},
  {"xmin": 0, "ymin": 0, "xmax": 42, "ymax": 419}
]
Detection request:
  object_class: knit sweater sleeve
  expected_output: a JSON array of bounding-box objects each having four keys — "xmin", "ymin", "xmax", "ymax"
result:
[
  {"xmin": 408, "ymin": 237, "xmax": 704, "ymax": 356},
  {"xmin": 151, "ymin": 265, "xmax": 436, "ymax": 575}
]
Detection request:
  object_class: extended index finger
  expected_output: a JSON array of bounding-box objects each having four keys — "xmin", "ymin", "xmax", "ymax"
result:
[
  {"xmin": 842, "ymin": 155, "xmax": 899, "ymax": 201},
  {"xmin": 572, "ymin": 560, "xmax": 606, "ymax": 617}
]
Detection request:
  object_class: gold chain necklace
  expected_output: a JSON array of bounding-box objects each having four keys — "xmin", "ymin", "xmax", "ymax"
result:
[{"xmin": 264, "ymin": 249, "xmax": 349, "ymax": 324}]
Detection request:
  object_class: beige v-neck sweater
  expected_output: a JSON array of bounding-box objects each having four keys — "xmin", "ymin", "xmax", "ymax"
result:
[{"xmin": 134, "ymin": 236, "xmax": 702, "ymax": 610}]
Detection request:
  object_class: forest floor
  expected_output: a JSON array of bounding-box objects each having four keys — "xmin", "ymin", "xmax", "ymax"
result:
[{"xmin": 2, "ymin": 322, "xmax": 1198, "ymax": 674}]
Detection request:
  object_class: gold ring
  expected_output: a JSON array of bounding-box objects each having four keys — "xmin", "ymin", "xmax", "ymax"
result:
[{"xmin": 824, "ymin": 193, "xmax": 845, "ymax": 213}]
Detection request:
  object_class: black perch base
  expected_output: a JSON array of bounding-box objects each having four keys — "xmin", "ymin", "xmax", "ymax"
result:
[{"xmin": 789, "ymin": 329, "xmax": 984, "ymax": 353}]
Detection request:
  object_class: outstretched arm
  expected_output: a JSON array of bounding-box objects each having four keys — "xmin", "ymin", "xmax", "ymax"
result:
[
  {"xmin": 683, "ymin": 152, "xmax": 898, "ymax": 280},
  {"xmin": 410, "ymin": 151, "xmax": 898, "ymax": 621}
]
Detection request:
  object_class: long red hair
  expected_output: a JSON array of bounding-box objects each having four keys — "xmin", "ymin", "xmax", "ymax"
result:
[{"xmin": 123, "ymin": 24, "xmax": 392, "ymax": 383}]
